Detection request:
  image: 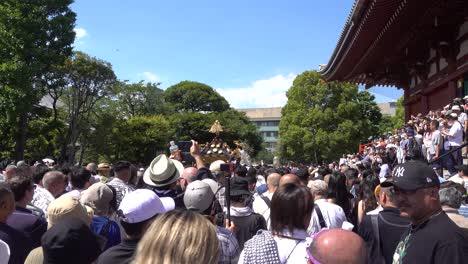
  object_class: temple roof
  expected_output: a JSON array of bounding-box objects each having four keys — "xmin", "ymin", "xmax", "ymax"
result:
[{"xmin": 320, "ymin": 0, "xmax": 467, "ymax": 88}]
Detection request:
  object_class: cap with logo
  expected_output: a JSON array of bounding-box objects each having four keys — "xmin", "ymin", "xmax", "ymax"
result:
[
  {"xmin": 381, "ymin": 160, "xmax": 440, "ymax": 190},
  {"xmin": 118, "ymin": 189, "xmax": 175, "ymax": 223}
]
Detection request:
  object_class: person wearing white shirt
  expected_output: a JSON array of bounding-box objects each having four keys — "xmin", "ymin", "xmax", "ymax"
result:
[
  {"xmin": 252, "ymin": 173, "xmax": 280, "ymax": 229},
  {"xmin": 307, "ymin": 180, "xmax": 348, "ymax": 235},
  {"xmin": 31, "ymin": 171, "xmax": 66, "ymax": 215},
  {"xmin": 442, "ymin": 113, "xmax": 463, "ymax": 175}
]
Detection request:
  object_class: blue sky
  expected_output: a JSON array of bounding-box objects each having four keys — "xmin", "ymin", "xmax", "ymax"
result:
[{"xmin": 71, "ymin": 0, "xmax": 402, "ymax": 108}]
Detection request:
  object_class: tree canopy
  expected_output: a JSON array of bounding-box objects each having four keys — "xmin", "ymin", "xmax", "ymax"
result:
[
  {"xmin": 164, "ymin": 81, "xmax": 230, "ymax": 112},
  {"xmin": 279, "ymin": 70, "xmax": 382, "ymax": 163},
  {"xmin": 0, "ymin": 0, "xmax": 76, "ymax": 160}
]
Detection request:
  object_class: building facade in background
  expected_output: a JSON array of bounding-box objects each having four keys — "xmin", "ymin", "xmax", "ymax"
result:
[
  {"xmin": 378, "ymin": 102, "xmax": 396, "ymax": 116},
  {"xmin": 239, "ymin": 107, "xmax": 281, "ymax": 152}
]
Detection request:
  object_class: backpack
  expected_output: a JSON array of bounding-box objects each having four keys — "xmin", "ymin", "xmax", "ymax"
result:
[{"xmin": 406, "ymin": 138, "xmax": 424, "ymax": 161}]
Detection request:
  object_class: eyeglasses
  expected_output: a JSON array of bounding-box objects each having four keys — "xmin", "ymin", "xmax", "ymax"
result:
[{"xmin": 306, "ymin": 228, "xmax": 328, "ymax": 264}]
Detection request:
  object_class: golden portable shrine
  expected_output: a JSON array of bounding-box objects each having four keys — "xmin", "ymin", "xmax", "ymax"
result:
[{"xmin": 199, "ymin": 120, "xmax": 248, "ymax": 164}]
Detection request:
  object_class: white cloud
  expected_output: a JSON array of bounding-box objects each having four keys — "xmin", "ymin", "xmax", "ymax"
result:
[
  {"xmin": 216, "ymin": 73, "xmax": 296, "ymax": 109},
  {"xmin": 74, "ymin": 28, "xmax": 87, "ymax": 40},
  {"xmin": 368, "ymin": 91, "xmax": 397, "ymax": 103},
  {"xmin": 139, "ymin": 72, "xmax": 160, "ymax": 83}
]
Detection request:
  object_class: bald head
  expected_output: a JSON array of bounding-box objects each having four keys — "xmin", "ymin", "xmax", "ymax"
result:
[
  {"xmin": 182, "ymin": 167, "xmax": 198, "ymax": 184},
  {"xmin": 279, "ymin": 174, "xmax": 301, "ymax": 186},
  {"xmin": 266, "ymin": 173, "xmax": 281, "ymax": 193},
  {"xmin": 86, "ymin": 163, "xmax": 97, "ymax": 172},
  {"xmin": 42, "ymin": 171, "xmax": 66, "ymax": 197},
  {"xmin": 308, "ymin": 229, "xmax": 366, "ymax": 264}
]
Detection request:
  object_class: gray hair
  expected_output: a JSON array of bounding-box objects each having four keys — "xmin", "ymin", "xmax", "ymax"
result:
[
  {"xmin": 308, "ymin": 180, "xmax": 328, "ymax": 197},
  {"xmin": 439, "ymin": 187, "xmax": 462, "ymax": 209},
  {"xmin": 42, "ymin": 171, "xmax": 65, "ymax": 190}
]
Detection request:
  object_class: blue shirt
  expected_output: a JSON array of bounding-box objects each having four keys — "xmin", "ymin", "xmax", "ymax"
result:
[{"xmin": 90, "ymin": 216, "xmax": 121, "ymax": 250}]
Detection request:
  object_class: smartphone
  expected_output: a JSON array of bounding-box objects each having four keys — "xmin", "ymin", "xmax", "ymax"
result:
[{"xmin": 220, "ymin": 163, "xmax": 234, "ymax": 172}]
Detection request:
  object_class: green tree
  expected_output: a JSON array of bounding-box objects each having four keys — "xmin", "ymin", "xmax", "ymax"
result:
[
  {"xmin": 377, "ymin": 96, "xmax": 405, "ymax": 135},
  {"xmin": 111, "ymin": 116, "xmax": 172, "ymax": 164},
  {"xmin": 164, "ymin": 81, "xmax": 230, "ymax": 112},
  {"xmin": 0, "ymin": 0, "xmax": 76, "ymax": 160},
  {"xmin": 254, "ymin": 147, "xmax": 275, "ymax": 164},
  {"xmin": 280, "ymin": 70, "xmax": 381, "ymax": 163},
  {"xmin": 392, "ymin": 96, "xmax": 405, "ymax": 128},
  {"xmin": 356, "ymin": 90, "xmax": 382, "ymax": 138},
  {"xmin": 57, "ymin": 52, "xmax": 117, "ymax": 164},
  {"xmin": 110, "ymin": 81, "xmax": 168, "ymax": 118}
]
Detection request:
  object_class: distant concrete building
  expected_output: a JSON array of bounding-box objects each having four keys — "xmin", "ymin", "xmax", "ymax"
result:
[
  {"xmin": 378, "ymin": 102, "xmax": 396, "ymax": 116},
  {"xmin": 238, "ymin": 107, "xmax": 281, "ymax": 152}
]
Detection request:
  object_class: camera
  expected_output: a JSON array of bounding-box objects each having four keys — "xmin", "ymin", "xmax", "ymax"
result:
[{"xmin": 220, "ymin": 163, "xmax": 234, "ymax": 172}]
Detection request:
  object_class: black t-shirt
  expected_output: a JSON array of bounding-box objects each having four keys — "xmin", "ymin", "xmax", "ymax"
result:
[
  {"xmin": 358, "ymin": 207, "xmax": 411, "ymax": 264},
  {"xmin": 97, "ymin": 239, "xmax": 139, "ymax": 264},
  {"xmin": 393, "ymin": 211, "xmax": 468, "ymax": 264}
]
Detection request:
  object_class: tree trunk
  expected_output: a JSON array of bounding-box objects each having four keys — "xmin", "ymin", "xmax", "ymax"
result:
[{"xmin": 14, "ymin": 112, "xmax": 28, "ymax": 161}]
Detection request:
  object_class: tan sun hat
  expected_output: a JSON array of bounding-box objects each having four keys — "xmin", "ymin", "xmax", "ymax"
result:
[
  {"xmin": 47, "ymin": 195, "xmax": 91, "ymax": 229},
  {"xmin": 143, "ymin": 154, "xmax": 184, "ymax": 187}
]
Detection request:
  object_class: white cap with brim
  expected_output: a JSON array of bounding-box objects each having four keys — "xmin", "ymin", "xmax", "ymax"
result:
[{"xmin": 118, "ymin": 189, "xmax": 175, "ymax": 223}]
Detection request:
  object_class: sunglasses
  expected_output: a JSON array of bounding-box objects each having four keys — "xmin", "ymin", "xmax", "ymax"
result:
[{"xmin": 306, "ymin": 228, "xmax": 328, "ymax": 264}]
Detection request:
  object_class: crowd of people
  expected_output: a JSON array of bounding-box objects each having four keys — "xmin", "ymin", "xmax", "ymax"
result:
[
  {"xmin": 0, "ymin": 125, "xmax": 468, "ymax": 263},
  {"xmin": 338, "ymin": 96, "xmax": 468, "ymax": 178}
]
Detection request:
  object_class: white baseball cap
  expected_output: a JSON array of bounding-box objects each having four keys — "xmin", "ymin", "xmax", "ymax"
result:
[
  {"xmin": 118, "ymin": 189, "xmax": 175, "ymax": 223},
  {"xmin": 184, "ymin": 181, "xmax": 214, "ymax": 213},
  {"xmin": 202, "ymin": 178, "xmax": 219, "ymax": 195}
]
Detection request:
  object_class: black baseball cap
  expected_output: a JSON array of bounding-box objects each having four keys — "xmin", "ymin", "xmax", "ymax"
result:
[{"xmin": 381, "ymin": 160, "xmax": 439, "ymax": 190}]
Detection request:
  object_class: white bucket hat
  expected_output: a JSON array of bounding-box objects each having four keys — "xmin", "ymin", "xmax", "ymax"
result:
[{"xmin": 143, "ymin": 154, "xmax": 184, "ymax": 187}]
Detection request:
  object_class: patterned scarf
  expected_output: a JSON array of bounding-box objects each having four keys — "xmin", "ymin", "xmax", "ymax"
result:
[{"xmin": 243, "ymin": 230, "xmax": 281, "ymax": 264}]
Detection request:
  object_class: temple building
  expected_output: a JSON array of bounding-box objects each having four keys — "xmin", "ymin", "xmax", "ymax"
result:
[{"xmin": 320, "ymin": 0, "xmax": 468, "ymax": 120}]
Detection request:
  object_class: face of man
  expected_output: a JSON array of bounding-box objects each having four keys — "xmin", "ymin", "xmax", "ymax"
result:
[{"xmin": 394, "ymin": 186, "xmax": 436, "ymax": 222}]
